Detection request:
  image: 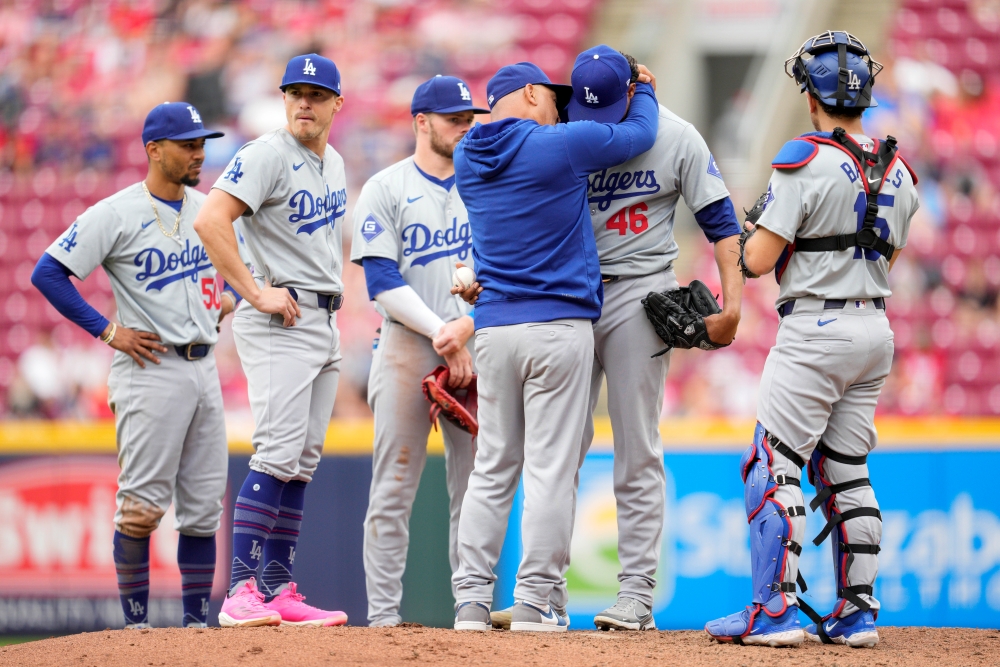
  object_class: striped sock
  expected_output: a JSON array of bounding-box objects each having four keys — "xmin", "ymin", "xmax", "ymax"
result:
[
  {"xmin": 113, "ymin": 531, "xmax": 149, "ymax": 626},
  {"xmin": 229, "ymin": 470, "xmax": 285, "ymax": 594},
  {"xmin": 178, "ymin": 534, "xmax": 215, "ymax": 627},
  {"xmin": 260, "ymin": 480, "xmax": 306, "ymax": 597}
]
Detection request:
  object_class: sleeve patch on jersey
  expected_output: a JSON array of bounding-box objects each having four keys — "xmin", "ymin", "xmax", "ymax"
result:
[
  {"xmin": 707, "ymin": 154, "xmax": 723, "ymax": 179},
  {"xmin": 224, "ymin": 156, "xmax": 245, "ymax": 184},
  {"xmin": 361, "ymin": 214, "xmax": 385, "ymax": 243},
  {"xmin": 771, "ymin": 139, "xmax": 818, "ymax": 169}
]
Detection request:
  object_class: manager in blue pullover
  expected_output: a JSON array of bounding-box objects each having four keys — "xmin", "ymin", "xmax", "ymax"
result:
[{"xmin": 450, "ymin": 60, "xmax": 659, "ymax": 632}]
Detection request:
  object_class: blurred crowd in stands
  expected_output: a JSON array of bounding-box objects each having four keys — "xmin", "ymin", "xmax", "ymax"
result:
[{"xmin": 1, "ymin": 0, "xmax": 998, "ymax": 420}]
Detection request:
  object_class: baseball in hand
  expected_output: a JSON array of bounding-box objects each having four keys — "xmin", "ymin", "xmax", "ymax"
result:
[{"xmin": 453, "ymin": 266, "xmax": 476, "ymax": 290}]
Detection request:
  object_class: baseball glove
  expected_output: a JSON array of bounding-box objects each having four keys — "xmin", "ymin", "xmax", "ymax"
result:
[
  {"xmin": 738, "ymin": 190, "xmax": 770, "ymax": 280},
  {"xmin": 641, "ymin": 280, "xmax": 729, "ymax": 357},
  {"xmin": 421, "ymin": 365, "xmax": 479, "ymax": 436}
]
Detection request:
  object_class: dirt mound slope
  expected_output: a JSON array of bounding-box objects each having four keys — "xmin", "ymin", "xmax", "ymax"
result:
[{"xmin": 1, "ymin": 625, "xmax": 996, "ymax": 667}]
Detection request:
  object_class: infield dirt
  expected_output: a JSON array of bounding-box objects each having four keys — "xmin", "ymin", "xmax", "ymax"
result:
[{"xmin": 0, "ymin": 625, "xmax": 996, "ymax": 667}]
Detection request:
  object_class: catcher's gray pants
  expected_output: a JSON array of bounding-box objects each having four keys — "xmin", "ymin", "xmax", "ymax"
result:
[
  {"xmin": 760, "ymin": 297, "xmax": 892, "ymax": 616},
  {"xmin": 232, "ymin": 297, "xmax": 341, "ymax": 483},
  {"xmin": 364, "ymin": 319, "xmax": 477, "ymax": 627},
  {"xmin": 108, "ymin": 350, "xmax": 228, "ymax": 538},
  {"xmin": 577, "ymin": 269, "xmax": 679, "ymax": 608},
  {"xmin": 452, "ymin": 319, "xmax": 593, "ymax": 608}
]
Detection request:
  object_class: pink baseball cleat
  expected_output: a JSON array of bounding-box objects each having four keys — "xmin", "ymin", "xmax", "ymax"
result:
[
  {"xmin": 264, "ymin": 582, "xmax": 348, "ymax": 627},
  {"xmin": 219, "ymin": 577, "xmax": 282, "ymax": 627}
]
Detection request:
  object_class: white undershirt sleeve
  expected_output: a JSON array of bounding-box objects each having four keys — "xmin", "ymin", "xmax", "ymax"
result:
[{"xmin": 374, "ymin": 285, "xmax": 447, "ymax": 339}]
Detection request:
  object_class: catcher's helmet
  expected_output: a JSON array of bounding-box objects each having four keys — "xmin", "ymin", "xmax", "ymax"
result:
[{"xmin": 785, "ymin": 30, "xmax": 882, "ymax": 109}]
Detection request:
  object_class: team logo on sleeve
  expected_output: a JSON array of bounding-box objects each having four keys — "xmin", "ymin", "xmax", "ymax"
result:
[
  {"xmin": 224, "ymin": 157, "xmax": 244, "ymax": 184},
  {"xmin": 361, "ymin": 214, "xmax": 385, "ymax": 242},
  {"xmin": 288, "ymin": 184, "xmax": 348, "ymax": 235},
  {"xmin": 761, "ymin": 183, "xmax": 774, "ymax": 211},
  {"xmin": 588, "ymin": 169, "xmax": 661, "ymax": 212},
  {"xmin": 707, "ymin": 154, "xmax": 723, "ymax": 179},
  {"xmin": 57, "ymin": 222, "xmax": 79, "ymax": 252}
]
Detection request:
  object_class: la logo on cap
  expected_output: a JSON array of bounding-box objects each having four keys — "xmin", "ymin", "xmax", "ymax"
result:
[
  {"xmin": 187, "ymin": 106, "xmax": 202, "ymax": 123},
  {"xmin": 459, "ymin": 82, "xmax": 472, "ymax": 101},
  {"xmin": 303, "ymin": 57, "xmax": 317, "ymax": 76},
  {"xmin": 584, "ymin": 87, "xmax": 598, "ymax": 104}
]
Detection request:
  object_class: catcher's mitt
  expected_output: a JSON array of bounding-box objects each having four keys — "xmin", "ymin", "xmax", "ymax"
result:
[
  {"xmin": 421, "ymin": 365, "xmax": 479, "ymax": 436},
  {"xmin": 641, "ymin": 279, "xmax": 729, "ymax": 357},
  {"xmin": 738, "ymin": 189, "xmax": 770, "ymax": 280}
]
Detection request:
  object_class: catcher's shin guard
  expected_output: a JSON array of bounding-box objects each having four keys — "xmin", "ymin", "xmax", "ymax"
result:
[
  {"xmin": 808, "ymin": 441, "xmax": 882, "ymax": 623},
  {"xmin": 705, "ymin": 424, "xmax": 806, "ymax": 644}
]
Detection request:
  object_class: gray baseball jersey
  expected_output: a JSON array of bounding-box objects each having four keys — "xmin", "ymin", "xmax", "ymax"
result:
[
  {"xmin": 587, "ymin": 105, "xmax": 730, "ymax": 277},
  {"xmin": 213, "ymin": 128, "xmax": 347, "ymax": 294},
  {"xmin": 47, "ymin": 184, "xmax": 221, "ymax": 346},
  {"xmin": 350, "ymin": 157, "xmax": 473, "ymax": 321},
  {"xmin": 755, "ymin": 134, "xmax": 919, "ymax": 304}
]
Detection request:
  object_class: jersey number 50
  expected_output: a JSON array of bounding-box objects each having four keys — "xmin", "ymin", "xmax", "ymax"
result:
[
  {"xmin": 201, "ymin": 277, "xmax": 222, "ymax": 309},
  {"xmin": 606, "ymin": 203, "xmax": 649, "ymax": 236}
]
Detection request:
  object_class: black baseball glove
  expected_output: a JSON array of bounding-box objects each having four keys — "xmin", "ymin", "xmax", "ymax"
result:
[
  {"xmin": 641, "ymin": 280, "xmax": 729, "ymax": 357},
  {"xmin": 738, "ymin": 190, "xmax": 770, "ymax": 280}
]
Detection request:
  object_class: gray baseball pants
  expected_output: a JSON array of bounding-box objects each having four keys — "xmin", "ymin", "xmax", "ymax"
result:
[
  {"xmin": 108, "ymin": 350, "xmax": 228, "ymax": 538},
  {"xmin": 364, "ymin": 319, "xmax": 477, "ymax": 627},
  {"xmin": 577, "ymin": 269, "xmax": 678, "ymax": 607},
  {"xmin": 452, "ymin": 318, "xmax": 593, "ymax": 608},
  {"xmin": 760, "ymin": 297, "xmax": 892, "ymax": 616},
  {"xmin": 232, "ymin": 295, "xmax": 341, "ymax": 482}
]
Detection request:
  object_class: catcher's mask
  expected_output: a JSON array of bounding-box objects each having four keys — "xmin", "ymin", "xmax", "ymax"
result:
[{"xmin": 785, "ymin": 30, "xmax": 882, "ymax": 109}]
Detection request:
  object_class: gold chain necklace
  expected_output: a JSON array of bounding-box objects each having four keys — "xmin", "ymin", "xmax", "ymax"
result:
[{"xmin": 141, "ymin": 182, "xmax": 186, "ymax": 238}]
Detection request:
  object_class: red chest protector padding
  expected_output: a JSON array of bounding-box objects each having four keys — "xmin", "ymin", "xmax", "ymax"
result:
[{"xmin": 770, "ymin": 128, "xmax": 918, "ymax": 282}]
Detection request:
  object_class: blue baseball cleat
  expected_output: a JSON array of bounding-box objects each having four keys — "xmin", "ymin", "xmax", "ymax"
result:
[
  {"xmin": 804, "ymin": 609, "xmax": 879, "ymax": 648},
  {"xmin": 705, "ymin": 605, "xmax": 803, "ymax": 647}
]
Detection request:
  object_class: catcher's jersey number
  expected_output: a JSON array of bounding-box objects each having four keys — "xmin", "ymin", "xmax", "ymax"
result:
[{"xmin": 606, "ymin": 202, "xmax": 649, "ymax": 236}]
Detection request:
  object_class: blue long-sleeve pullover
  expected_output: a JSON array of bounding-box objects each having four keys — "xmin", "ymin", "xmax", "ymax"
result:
[{"xmin": 455, "ymin": 82, "xmax": 659, "ymax": 330}]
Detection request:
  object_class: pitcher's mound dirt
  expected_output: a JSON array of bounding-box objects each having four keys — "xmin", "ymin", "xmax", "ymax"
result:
[{"xmin": 1, "ymin": 626, "xmax": 997, "ymax": 667}]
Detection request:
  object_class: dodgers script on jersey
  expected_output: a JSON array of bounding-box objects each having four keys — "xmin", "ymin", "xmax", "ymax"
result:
[
  {"xmin": 588, "ymin": 105, "xmax": 730, "ymax": 276},
  {"xmin": 350, "ymin": 157, "xmax": 472, "ymax": 322},
  {"xmin": 47, "ymin": 185, "xmax": 222, "ymax": 346},
  {"xmin": 755, "ymin": 134, "xmax": 919, "ymax": 304},
  {"xmin": 213, "ymin": 128, "xmax": 347, "ymax": 295}
]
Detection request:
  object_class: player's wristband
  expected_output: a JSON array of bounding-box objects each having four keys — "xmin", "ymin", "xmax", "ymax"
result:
[
  {"xmin": 100, "ymin": 322, "xmax": 117, "ymax": 345},
  {"xmin": 221, "ymin": 291, "xmax": 237, "ymax": 310}
]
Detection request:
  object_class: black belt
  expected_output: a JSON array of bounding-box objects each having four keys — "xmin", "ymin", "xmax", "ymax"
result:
[
  {"xmin": 286, "ymin": 288, "xmax": 344, "ymax": 312},
  {"xmin": 601, "ymin": 275, "xmax": 620, "ymax": 284},
  {"xmin": 778, "ymin": 297, "xmax": 885, "ymax": 318},
  {"xmin": 174, "ymin": 343, "xmax": 212, "ymax": 360}
]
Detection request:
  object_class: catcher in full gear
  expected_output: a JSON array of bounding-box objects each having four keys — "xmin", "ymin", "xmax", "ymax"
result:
[{"xmin": 704, "ymin": 31, "xmax": 919, "ymax": 648}]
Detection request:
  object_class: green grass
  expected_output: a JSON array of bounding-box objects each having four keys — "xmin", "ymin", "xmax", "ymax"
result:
[{"xmin": 0, "ymin": 636, "xmax": 49, "ymax": 646}]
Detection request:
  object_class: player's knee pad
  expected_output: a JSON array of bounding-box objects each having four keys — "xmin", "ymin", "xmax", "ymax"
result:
[
  {"xmin": 808, "ymin": 441, "xmax": 882, "ymax": 615},
  {"xmin": 741, "ymin": 423, "xmax": 806, "ymax": 615},
  {"xmin": 117, "ymin": 496, "xmax": 166, "ymax": 538}
]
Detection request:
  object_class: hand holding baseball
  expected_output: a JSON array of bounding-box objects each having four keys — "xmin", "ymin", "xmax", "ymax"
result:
[{"xmin": 450, "ymin": 263, "xmax": 482, "ymax": 305}]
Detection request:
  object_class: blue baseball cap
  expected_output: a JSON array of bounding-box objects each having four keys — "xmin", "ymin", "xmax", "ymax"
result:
[
  {"xmin": 411, "ymin": 75, "xmax": 489, "ymax": 115},
  {"xmin": 280, "ymin": 53, "xmax": 341, "ymax": 95},
  {"xmin": 567, "ymin": 45, "xmax": 633, "ymax": 123},
  {"xmin": 486, "ymin": 62, "xmax": 573, "ymax": 111},
  {"xmin": 141, "ymin": 102, "xmax": 224, "ymax": 145}
]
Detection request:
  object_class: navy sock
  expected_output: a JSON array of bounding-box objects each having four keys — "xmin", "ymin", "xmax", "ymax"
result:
[
  {"xmin": 260, "ymin": 480, "xmax": 306, "ymax": 596},
  {"xmin": 178, "ymin": 534, "xmax": 216, "ymax": 627},
  {"xmin": 230, "ymin": 470, "xmax": 285, "ymax": 593},
  {"xmin": 113, "ymin": 531, "xmax": 150, "ymax": 626}
]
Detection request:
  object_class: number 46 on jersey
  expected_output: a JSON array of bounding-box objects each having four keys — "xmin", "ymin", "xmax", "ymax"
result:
[{"xmin": 606, "ymin": 202, "xmax": 648, "ymax": 235}]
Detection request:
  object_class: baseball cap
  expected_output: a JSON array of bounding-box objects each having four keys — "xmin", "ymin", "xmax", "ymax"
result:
[
  {"xmin": 280, "ymin": 53, "xmax": 341, "ymax": 95},
  {"xmin": 566, "ymin": 45, "xmax": 632, "ymax": 123},
  {"xmin": 411, "ymin": 75, "xmax": 490, "ymax": 115},
  {"xmin": 485, "ymin": 62, "xmax": 573, "ymax": 111},
  {"xmin": 141, "ymin": 102, "xmax": 225, "ymax": 145}
]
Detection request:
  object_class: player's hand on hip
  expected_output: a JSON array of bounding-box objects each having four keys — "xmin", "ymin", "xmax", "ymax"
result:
[
  {"xmin": 704, "ymin": 310, "xmax": 740, "ymax": 346},
  {"xmin": 252, "ymin": 281, "xmax": 301, "ymax": 327},
  {"xmin": 636, "ymin": 64, "xmax": 656, "ymax": 90},
  {"xmin": 107, "ymin": 325, "xmax": 168, "ymax": 368},
  {"xmin": 443, "ymin": 346, "xmax": 473, "ymax": 388},
  {"xmin": 450, "ymin": 262, "xmax": 482, "ymax": 305},
  {"xmin": 433, "ymin": 315, "xmax": 474, "ymax": 357}
]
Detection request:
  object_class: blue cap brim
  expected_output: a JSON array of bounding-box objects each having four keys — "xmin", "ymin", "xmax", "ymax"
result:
[
  {"xmin": 280, "ymin": 79, "xmax": 340, "ymax": 94},
  {"xmin": 565, "ymin": 94, "xmax": 628, "ymax": 124},
  {"xmin": 415, "ymin": 104, "xmax": 491, "ymax": 115},
  {"xmin": 546, "ymin": 84, "xmax": 574, "ymax": 110},
  {"xmin": 151, "ymin": 129, "xmax": 225, "ymax": 142}
]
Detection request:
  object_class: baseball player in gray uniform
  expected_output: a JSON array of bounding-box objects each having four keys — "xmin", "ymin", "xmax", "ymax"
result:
[
  {"xmin": 32, "ymin": 102, "xmax": 231, "ymax": 629},
  {"xmin": 194, "ymin": 54, "xmax": 349, "ymax": 627},
  {"xmin": 352, "ymin": 75, "xmax": 489, "ymax": 627},
  {"xmin": 705, "ymin": 31, "xmax": 918, "ymax": 648}
]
